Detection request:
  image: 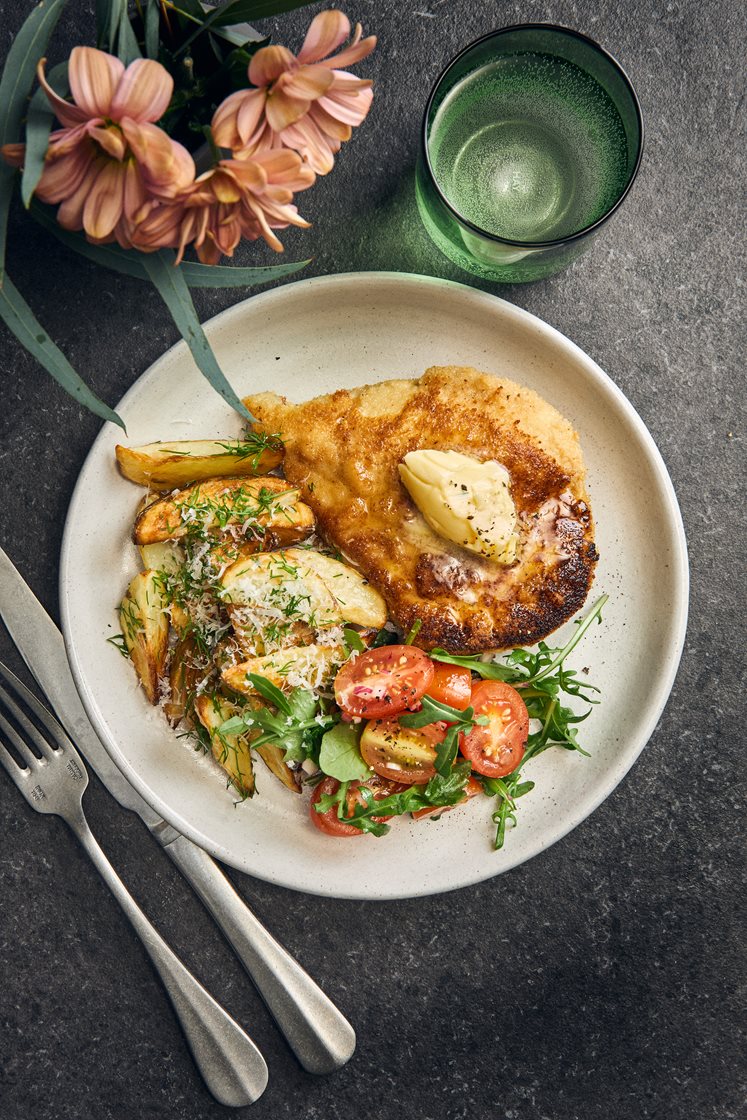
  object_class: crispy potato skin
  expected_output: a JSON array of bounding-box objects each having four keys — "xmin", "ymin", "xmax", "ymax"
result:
[
  {"xmin": 119, "ymin": 570, "xmax": 169, "ymax": 703},
  {"xmin": 194, "ymin": 694, "xmax": 255, "ymax": 797},
  {"xmin": 221, "ymin": 644, "xmax": 346, "ymax": 695},
  {"xmin": 133, "ymin": 476, "xmax": 314, "ymax": 545},
  {"xmin": 255, "ymin": 744, "xmax": 301, "ymax": 793},
  {"xmin": 116, "ymin": 439, "xmax": 283, "ymax": 489}
]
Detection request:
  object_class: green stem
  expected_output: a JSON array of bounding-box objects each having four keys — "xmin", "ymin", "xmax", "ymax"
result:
[{"xmin": 524, "ymin": 594, "xmax": 608, "ymax": 686}]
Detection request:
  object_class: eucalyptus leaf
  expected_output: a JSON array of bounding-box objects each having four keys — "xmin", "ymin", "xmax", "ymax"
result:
[
  {"xmin": 30, "ymin": 202, "xmax": 149, "ymax": 277},
  {"xmin": 140, "ymin": 250, "xmax": 256, "ymax": 422},
  {"xmin": 178, "ymin": 258, "xmax": 310, "ymax": 287},
  {"xmin": 95, "ymin": 0, "xmax": 117, "ymax": 49},
  {"xmin": 0, "ymin": 275, "xmax": 124, "ymax": 429},
  {"xmin": 22, "ymin": 62, "xmax": 68, "ymax": 208},
  {"xmin": 0, "ymin": 0, "xmax": 69, "ymax": 286},
  {"xmin": 224, "ymin": 0, "xmax": 318, "ymax": 20},
  {"xmin": 318, "ymin": 723, "xmax": 369, "ymax": 782},
  {"xmin": 117, "ymin": 4, "xmax": 143, "ymax": 64},
  {"xmin": 145, "ymin": 0, "xmax": 160, "ymax": 59}
]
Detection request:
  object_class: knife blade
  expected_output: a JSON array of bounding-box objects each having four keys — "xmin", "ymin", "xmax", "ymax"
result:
[
  {"xmin": 0, "ymin": 546, "xmax": 165, "ymax": 825},
  {"xmin": 0, "ymin": 545, "xmax": 356, "ymax": 1074}
]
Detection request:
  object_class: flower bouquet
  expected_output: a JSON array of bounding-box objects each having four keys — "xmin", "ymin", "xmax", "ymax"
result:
[{"xmin": 0, "ymin": 1, "xmax": 375, "ymax": 427}]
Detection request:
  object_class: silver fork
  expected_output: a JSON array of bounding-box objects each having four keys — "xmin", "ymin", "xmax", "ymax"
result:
[{"xmin": 0, "ymin": 660, "xmax": 269, "ymax": 1108}]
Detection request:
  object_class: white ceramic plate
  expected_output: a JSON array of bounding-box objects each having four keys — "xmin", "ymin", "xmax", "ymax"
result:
[{"xmin": 60, "ymin": 272, "xmax": 688, "ymax": 899}]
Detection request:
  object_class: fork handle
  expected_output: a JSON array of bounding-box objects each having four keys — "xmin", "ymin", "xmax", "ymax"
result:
[
  {"xmin": 69, "ymin": 816, "xmax": 268, "ymax": 1107},
  {"xmin": 161, "ymin": 832, "xmax": 356, "ymax": 1074}
]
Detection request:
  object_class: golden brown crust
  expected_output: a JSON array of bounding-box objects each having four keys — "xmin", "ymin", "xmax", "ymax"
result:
[{"xmin": 244, "ymin": 367, "xmax": 597, "ymax": 652}]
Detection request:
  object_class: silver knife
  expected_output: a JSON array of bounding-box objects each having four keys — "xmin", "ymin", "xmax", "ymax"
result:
[{"xmin": 0, "ymin": 546, "xmax": 355, "ymax": 1075}]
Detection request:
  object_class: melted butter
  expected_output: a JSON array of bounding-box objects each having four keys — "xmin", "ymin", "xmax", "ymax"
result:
[{"xmin": 399, "ymin": 449, "xmax": 519, "ymax": 564}]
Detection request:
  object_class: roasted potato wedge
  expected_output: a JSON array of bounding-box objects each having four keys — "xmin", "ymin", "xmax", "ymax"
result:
[
  {"xmin": 116, "ymin": 438, "xmax": 283, "ymax": 489},
  {"xmin": 194, "ymin": 694, "xmax": 255, "ymax": 797},
  {"xmin": 221, "ymin": 550, "xmax": 339, "ymax": 629},
  {"xmin": 255, "ymin": 743, "xmax": 301, "ymax": 794},
  {"xmin": 221, "ymin": 643, "xmax": 346, "ymax": 695},
  {"xmin": 164, "ymin": 632, "xmax": 211, "ymax": 726},
  {"xmin": 282, "ymin": 548, "xmax": 387, "ymax": 628},
  {"xmin": 138, "ymin": 540, "xmax": 184, "ymax": 574},
  {"xmin": 134, "ymin": 477, "xmax": 314, "ymax": 546},
  {"xmin": 119, "ymin": 570, "xmax": 169, "ymax": 703}
]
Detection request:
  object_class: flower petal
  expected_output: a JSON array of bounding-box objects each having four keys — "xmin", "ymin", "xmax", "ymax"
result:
[
  {"xmin": 318, "ymin": 82, "xmax": 373, "ymax": 127},
  {"xmin": 122, "ymin": 160, "xmax": 147, "ymax": 221},
  {"xmin": 222, "ymin": 158, "xmax": 267, "ymax": 193},
  {"xmin": 265, "ymin": 88, "xmax": 311, "ymax": 132},
  {"xmin": 110, "ymin": 59, "xmax": 174, "ymax": 123},
  {"xmin": 236, "ymin": 93, "xmax": 267, "ymax": 147},
  {"xmin": 249, "ymin": 45, "xmax": 295, "ymax": 88},
  {"xmin": 308, "ymin": 102, "xmax": 352, "ymax": 142},
  {"xmin": 212, "ymin": 88, "xmax": 266, "ymax": 149},
  {"xmin": 326, "ymin": 33, "xmax": 377, "ymax": 69},
  {"xmin": 68, "ymin": 47, "xmax": 124, "ymax": 117},
  {"xmin": 89, "ymin": 124, "xmax": 127, "ymax": 160},
  {"xmin": 1, "ymin": 143, "xmax": 26, "ymax": 168},
  {"xmin": 36, "ymin": 146, "xmax": 95, "ymax": 204},
  {"xmin": 82, "ymin": 160, "xmax": 126, "ymax": 239},
  {"xmin": 281, "ymin": 64, "xmax": 334, "ymax": 101},
  {"xmin": 121, "ymin": 120, "xmax": 195, "ymax": 195},
  {"xmin": 250, "ymin": 148, "xmax": 315, "ymax": 190},
  {"xmin": 280, "ymin": 117, "xmax": 337, "ymax": 175},
  {"xmin": 37, "ymin": 59, "xmax": 89, "ymax": 127},
  {"xmin": 297, "ymin": 10, "xmax": 350, "ymax": 63},
  {"xmin": 211, "ymin": 169, "xmax": 242, "ymax": 204}
]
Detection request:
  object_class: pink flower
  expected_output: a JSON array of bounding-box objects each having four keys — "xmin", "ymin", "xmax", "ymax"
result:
[
  {"xmin": 132, "ymin": 149, "xmax": 316, "ymax": 263},
  {"xmin": 212, "ymin": 9, "xmax": 375, "ymax": 174},
  {"xmin": 2, "ymin": 47, "xmax": 194, "ymax": 247}
]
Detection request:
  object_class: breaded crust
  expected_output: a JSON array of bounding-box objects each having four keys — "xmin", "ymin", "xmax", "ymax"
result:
[{"xmin": 245, "ymin": 366, "xmax": 597, "ymax": 652}]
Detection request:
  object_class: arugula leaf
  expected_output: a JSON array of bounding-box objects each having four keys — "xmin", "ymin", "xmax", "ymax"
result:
[
  {"xmin": 314, "ymin": 761, "xmax": 473, "ymax": 835},
  {"xmin": 318, "ymin": 723, "xmax": 369, "ymax": 782},
  {"xmin": 343, "ymin": 627, "xmax": 365, "ymax": 654},
  {"xmin": 400, "ymin": 695, "xmax": 477, "ymax": 729},
  {"xmin": 246, "ymin": 672, "xmax": 291, "ymax": 715},
  {"xmin": 221, "ymin": 677, "xmax": 334, "ymax": 764},
  {"xmin": 399, "ymin": 695, "xmax": 486, "ymax": 776}
]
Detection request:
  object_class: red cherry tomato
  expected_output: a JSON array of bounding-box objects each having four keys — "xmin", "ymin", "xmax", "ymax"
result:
[
  {"xmin": 309, "ymin": 775, "xmax": 407, "ymax": 836},
  {"xmin": 359, "ymin": 719, "xmax": 446, "ymax": 785},
  {"xmin": 425, "ymin": 663, "xmax": 473, "ymax": 711},
  {"xmin": 334, "ymin": 645, "xmax": 435, "ymax": 719},
  {"xmin": 459, "ymin": 680, "xmax": 529, "ymax": 778}
]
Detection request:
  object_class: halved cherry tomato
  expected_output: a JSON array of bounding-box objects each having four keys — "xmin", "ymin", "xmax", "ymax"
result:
[
  {"xmin": 359, "ymin": 719, "xmax": 445, "ymax": 785},
  {"xmin": 459, "ymin": 680, "xmax": 529, "ymax": 778},
  {"xmin": 334, "ymin": 645, "xmax": 435, "ymax": 719},
  {"xmin": 425, "ymin": 663, "xmax": 473, "ymax": 711},
  {"xmin": 310, "ymin": 775, "xmax": 407, "ymax": 836},
  {"xmin": 412, "ymin": 776, "xmax": 484, "ymax": 820}
]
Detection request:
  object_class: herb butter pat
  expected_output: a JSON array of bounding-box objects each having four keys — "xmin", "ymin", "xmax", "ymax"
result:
[{"xmin": 399, "ymin": 449, "xmax": 519, "ymax": 564}]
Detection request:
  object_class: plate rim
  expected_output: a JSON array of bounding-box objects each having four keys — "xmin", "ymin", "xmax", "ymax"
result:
[{"xmin": 59, "ymin": 270, "xmax": 690, "ymax": 898}]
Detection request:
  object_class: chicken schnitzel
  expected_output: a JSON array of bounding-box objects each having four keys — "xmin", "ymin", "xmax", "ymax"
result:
[{"xmin": 244, "ymin": 366, "xmax": 597, "ymax": 652}]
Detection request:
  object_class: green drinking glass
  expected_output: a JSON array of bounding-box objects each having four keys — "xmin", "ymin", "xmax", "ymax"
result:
[{"xmin": 416, "ymin": 24, "xmax": 644, "ymax": 283}]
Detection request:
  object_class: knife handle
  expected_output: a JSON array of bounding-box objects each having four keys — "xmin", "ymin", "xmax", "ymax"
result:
[{"xmin": 160, "ymin": 833, "xmax": 356, "ymax": 1074}]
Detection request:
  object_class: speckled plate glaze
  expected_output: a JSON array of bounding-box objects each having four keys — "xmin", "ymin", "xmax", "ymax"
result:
[{"xmin": 60, "ymin": 272, "xmax": 688, "ymax": 899}]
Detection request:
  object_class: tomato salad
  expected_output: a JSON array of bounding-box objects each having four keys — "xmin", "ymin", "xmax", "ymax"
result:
[{"xmin": 221, "ymin": 594, "xmax": 605, "ymax": 851}]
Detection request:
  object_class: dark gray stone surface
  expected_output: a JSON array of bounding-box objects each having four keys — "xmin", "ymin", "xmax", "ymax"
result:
[{"xmin": 0, "ymin": 1, "xmax": 744, "ymax": 1118}]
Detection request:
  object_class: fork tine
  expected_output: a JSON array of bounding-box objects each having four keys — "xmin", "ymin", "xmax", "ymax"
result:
[
  {"xmin": 0, "ymin": 706, "xmax": 41, "ymax": 769},
  {"xmin": 0, "ymin": 660, "xmax": 75, "ymax": 758},
  {"xmin": 0, "ymin": 734, "xmax": 32, "ymax": 778}
]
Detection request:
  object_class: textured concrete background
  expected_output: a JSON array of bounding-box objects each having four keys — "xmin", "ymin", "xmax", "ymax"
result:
[{"xmin": 0, "ymin": 1, "xmax": 744, "ymax": 1118}]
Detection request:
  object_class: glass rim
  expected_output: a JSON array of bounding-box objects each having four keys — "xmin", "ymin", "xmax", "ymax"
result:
[{"xmin": 420, "ymin": 22, "xmax": 645, "ymax": 250}]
